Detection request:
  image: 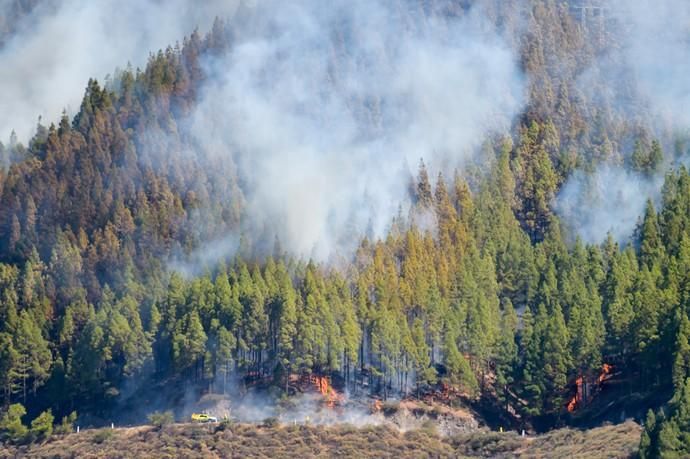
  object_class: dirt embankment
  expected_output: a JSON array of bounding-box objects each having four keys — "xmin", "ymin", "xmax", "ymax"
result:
[{"xmin": 374, "ymin": 399, "xmax": 479, "ymax": 436}]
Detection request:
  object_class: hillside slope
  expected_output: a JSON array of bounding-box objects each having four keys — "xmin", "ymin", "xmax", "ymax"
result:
[{"xmin": 0, "ymin": 421, "xmax": 641, "ymax": 459}]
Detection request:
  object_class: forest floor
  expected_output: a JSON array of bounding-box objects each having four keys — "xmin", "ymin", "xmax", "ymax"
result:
[{"xmin": 0, "ymin": 419, "xmax": 641, "ymax": 458}]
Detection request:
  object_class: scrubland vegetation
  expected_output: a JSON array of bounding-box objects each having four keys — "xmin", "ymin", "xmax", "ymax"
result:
[{"xmin": 0, "ymin": 421, "xmax": 641, "ymax": 459}]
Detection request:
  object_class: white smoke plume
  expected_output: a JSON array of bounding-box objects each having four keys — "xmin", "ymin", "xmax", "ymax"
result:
[
  {"xmin": 186, "ymin": 0, "xmax": 525, "ymax": 260},
  {"xmin": 557, "ymin": 0, "xmax": 690, "ymax": 244},
  {"xmin": 609, "ymin": 0, "xmax": 690, "ymax": 129},
  {"xmin": 1, "ymin": 0, "xmax": 525, "ymax": 261},
  {"xmin": 556, "ymin": 166, "xmax": 662, "ymax": 244},
  {"xmin": 0, "ymin": 0, "xmax": 243, "ymax": 142}
]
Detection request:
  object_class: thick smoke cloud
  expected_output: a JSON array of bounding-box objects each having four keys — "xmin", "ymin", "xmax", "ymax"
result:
[
  {"xmin": 2, "ymin": 0, "xmax": 524, "ymax": 261},
  {"xmin": 557, "ymin": 0, "xmax": 690, "ymax": 244},
  {"xmin": 0, "ymin": 0, "xmax": 242, "ymax": 142},
  {"xmin": 187, "ymin": 0, "xmax": 525, "ymax": 260}
]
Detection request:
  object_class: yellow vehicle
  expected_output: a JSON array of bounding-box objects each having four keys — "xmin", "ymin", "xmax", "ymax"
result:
[{"xmin": 191, "ymin": 413, "xmax": 218, "ymax": 423}]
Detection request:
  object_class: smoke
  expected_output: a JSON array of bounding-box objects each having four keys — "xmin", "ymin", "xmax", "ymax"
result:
[
  {"xmin": 178, "ymin": 377, "xmax": 383, "ymax": 428},
  {"xmin": 0, "ymin": 0, "xmax": 243, "ymax": 142},
  {"xmin": 557, "ymin": 0, "xmax": 690, "ymax": 244},
  {"xmin": 2, "ymin": 0, "xmax": 525, "ymax": 261},
  {"xmin": 555, "ymin": 166, "xmax": 661, "ymax": 244},
  {"xmin": 188, "ymin": 390, "xmax": 476, "ymax": 434},
  {"xmin": 609, "ymin": 0, "xmax": 690, "ymax": 129},
  {"xmin": 185, "ymin": 0, "xmax": 525, "ymax": 261},
  {"xmin": 225, "ymin": 392, "xmax": 383, "ymax": 427},
  {"xmin": 168, "ymin": 235, "xmax": 240, "ymax": 278}
]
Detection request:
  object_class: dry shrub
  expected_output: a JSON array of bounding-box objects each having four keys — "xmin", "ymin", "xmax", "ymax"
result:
[
  {"xmin": 1, "ymin": 419, "xmax": 641, "ymax": 459},
  {"xmin": 382, "ymin": 400, "xmax": 400, "ymax": 416},
  {"xmin": 92, "ymin": 429, "xmax": 115, "ymax": 444}
]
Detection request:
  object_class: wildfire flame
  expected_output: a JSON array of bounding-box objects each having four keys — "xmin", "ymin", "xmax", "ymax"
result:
[
  {"xmin": 310, "ymin": 375, "xmax": 342, "ymax": 408},
  {"xmin": 566, "ymin": 397, "xmax": 577, "ymax": 413},
  {"xmin": 598, "ymin": 363, "xmax": 612, "ymax": 384},
  {"xmin": 372, "ymin": 400, "xmax": 383, "ymax": 413},
  {"xmin": 566, "ymin": 376, "xmax": 584, "ymax": 413},
  {"xmin": 566, "ymin": 364, "xmax": 613, "ymax": 413}
]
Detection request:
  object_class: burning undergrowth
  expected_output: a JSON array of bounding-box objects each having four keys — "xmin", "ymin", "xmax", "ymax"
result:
[
  {"xmin": 566, "ymin": 363, "xmax": 616, "ymax": 414},
  {"xmin": 184, "ymin": 374, "xmax": 478, "ymax": 436},
  {"xmin": 190, "ymin": 380, "xmax": 382, "ymax": 428}
]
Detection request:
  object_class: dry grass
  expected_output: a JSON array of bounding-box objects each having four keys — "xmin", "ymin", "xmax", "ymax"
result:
[
  {"xmin": 0, "ymin": 420, "xmax": 641, "ymax": 459},
  {"xmin": 451, "ymin": 421, "xmax": 642, "ymax": 459},
  {"xmin": 518, "ymin": 421, "xmax": 642, "ymax": 459}
]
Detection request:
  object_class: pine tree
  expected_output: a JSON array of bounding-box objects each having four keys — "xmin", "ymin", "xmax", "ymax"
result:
[
  {"xmin": 0, "ymin": 333, "xmax": 19, "ymax": 405},
  {"xmin": 172, "ymin": 310, "xmax": 207, "ymax": 378},
  {"xmin": 631, "ymin": 139, "xmax": 649, "ymax": 174},
  {"xmin": 495, "ymin": 299, "xmax": 518, "ymax": 407},
  {"xmin": 673, "ymin": 313, "xmax": 690, "ymax": 392},
  {"xmin": 216, "ymin": 326, "xmax": 235, "ymax": 393},
  {"xmin": 411, "ymin": 317, "xmax": 435, "ymax": 390},
  {"xmin": 416, "ymin": 160, "xmax": 433, "ymax": 208},
  {"xmin": 649, "ymin": 140, "xmax": 664, "ymax": 174},
  {"xmin": 519, "ymin": 306, "xmax": 543, "ymax": 416},
  {"xmin": 639, "ymin": 200, "xmax": 664, "ymax": 269},
  {"xmin": 67, "ymin": 318, "xmax": 107, "ymax": 401},
  {"xmin": 443, "ymin": 323, "xmax": 478, "ymax": 395},
  {"xmin": 639, "ymin": 409, "xmax": 658, "ymax": 459},
  {"xmin": 515, "ymin": 122, "xmax": 559, "ymax": 242},
  {"xmin": 654, "ymin": 378, "xmax": 690, "ymax": 457},
  {"xmin": 13, "ymin": 311, "xmax": 52, "ymax": 403},
  {"xmin": 632, "ymin": 267, "xmax": 662, "ymax": 388},
  {"xmin": 296, "ymin": 266, "xmax": 326, "ymax": 371},
  {"xmin": 567, "ymin": 273, "xmax": 604, "ymax": 378},
  {"xmin": 541, "ymin": 303, "xmax": 572, "ymax": 414},
  {"xmin": 602, "ymin": 248, "xmax": 636, "ymax": 357},
  {"xmin": 276, "ymin": 262, "xmax": 297, "ymax": 377}
]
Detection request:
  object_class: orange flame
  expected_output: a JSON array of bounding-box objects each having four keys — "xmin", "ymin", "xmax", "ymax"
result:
[
  {"xmin": 598, "ymin": 363, "xmax": 613, "ymax": 384},
  {"xmin": 315, "ymin": 376, "xmax": 329, "ymax": 396},
  {"xmin": 567, "ymin": 396, "xmax": 577, "ymax": 412},
  {"xmin": 372, "ymin": 400, "xmax": 383, "ymax": 412},
  {"xmin": 310, "ymin": 375, "xmax": 341, "ymax": 408},
  {"xmin": 567, "ymin": 376, "xmax": 584, "ymax": 413},
  {"xmin": 567, "ymin": 364, "xmax": 613, "ymax": 413}
]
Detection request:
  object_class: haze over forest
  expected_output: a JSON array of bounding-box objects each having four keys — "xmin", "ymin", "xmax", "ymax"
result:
[{"xmin": 1, "ymin": 0, "xmax": 690, "ymax": 457}]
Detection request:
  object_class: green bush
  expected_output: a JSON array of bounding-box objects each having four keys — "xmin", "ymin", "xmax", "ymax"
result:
[
  {"xmin": 55, "ymin": 411, "xmax": 78, "ymax": 435},
  {"xmin": 215, "ymin": 418, "xmax": 234, "ymax": 433},
  {"xmin": 420, "ymin": 420, "xmax": 438, "ymax": 436},
  {"xmin": 30, "ymin": 409, "xmax": 54, "ymax": 442},
  {"xmin": 148, "ymin": 411, "xmax": 174, "ymax": 428},
  {"xmin": 92, "ymin": 429, "xmax": 114, "ymax": 444},
  {"xmin": 262, "ymin": 417, "xmax": 279, "ymax": 428},
  {"xmin": 0, "ymin": 403, "xmax": 28, "ymax": 443}
]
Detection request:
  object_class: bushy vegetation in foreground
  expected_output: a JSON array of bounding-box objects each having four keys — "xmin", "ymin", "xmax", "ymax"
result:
[{"xmin": 0, "ymin": 421, "xmax": 641, "ymax": 459}]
